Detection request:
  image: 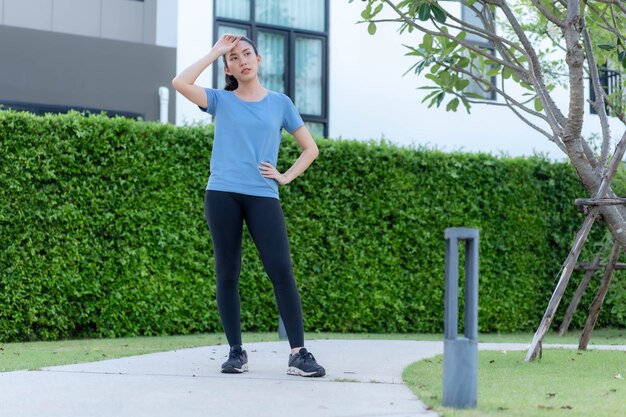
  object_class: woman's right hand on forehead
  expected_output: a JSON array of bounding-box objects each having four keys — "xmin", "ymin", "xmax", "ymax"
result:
[{"xmin": 212, "ymin": 33, "xmax": 242, "ymax": 56}]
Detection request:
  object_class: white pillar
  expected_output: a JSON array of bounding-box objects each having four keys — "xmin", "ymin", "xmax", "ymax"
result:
[{"xmin": 158, "ymin": 86, "xmax": 169, "ymax": 123}]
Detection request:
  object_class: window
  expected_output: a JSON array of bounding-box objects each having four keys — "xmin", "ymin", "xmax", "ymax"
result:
[
  {"xmin": 0, "ymin": 100, "xmax": 143, "ymax": 119},
  {"xmin": 461, "ymin": 4, "xmax": 496, "ymax": 101},
  {"xmin": 590, "ymin": 65, "xmax": 622, "ymax": 116},
  {"xmin": 214, "ymin": 0, "xmax": 328, "ymax": 136}
]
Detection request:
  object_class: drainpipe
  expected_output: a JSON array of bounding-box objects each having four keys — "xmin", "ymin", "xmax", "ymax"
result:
[{"xmin": 158, "ymin": 86, "xmax": 169, "ymax": 123}]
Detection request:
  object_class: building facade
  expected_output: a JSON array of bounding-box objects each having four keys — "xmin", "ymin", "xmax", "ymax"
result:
[
  {"xmin": 1, "ymin": 1, "xmax": 621, "ymax": 160},
  {"xmin": 0, "ymin": 0, "xmax": 177, "ymax": 121}
]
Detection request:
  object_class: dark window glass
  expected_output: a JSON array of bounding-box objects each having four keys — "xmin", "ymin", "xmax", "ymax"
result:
[
  {"xmin": 255, "ymin": 0, "xmax": 325, "ymax": 32},
  {"xmin": 258, "ymin": 30, "xmax": 287, "ymax": 94},
  {"xmin": 590, "ymin": 65, "xmax": 622, "ymax": 116},
  {"xmin": 216, "ymin": 0, "xmax": 250, "ymax": 20}
]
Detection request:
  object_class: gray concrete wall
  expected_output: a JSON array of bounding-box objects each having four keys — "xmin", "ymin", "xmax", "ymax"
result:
[
  {"xmin": 0, "ymin": 24, "xmax": 176, "ymax": 121},
  {"xmin": 1, "ymin": 0, "xmax": 159, "ymax": 45}
]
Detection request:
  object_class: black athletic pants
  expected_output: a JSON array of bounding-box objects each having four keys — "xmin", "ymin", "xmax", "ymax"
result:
[{"xmin": 204, "ymin": 190, "xmax": 305, "ymax": 349}]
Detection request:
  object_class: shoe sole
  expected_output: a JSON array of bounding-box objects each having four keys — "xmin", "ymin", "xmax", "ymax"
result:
[
  {"xmin": 221, "ymin": 364, "xmax": 249, "ymax": 373},
  {"xmin": 287, "ymin": 366, "xmax": 325, "ymax": 377}
]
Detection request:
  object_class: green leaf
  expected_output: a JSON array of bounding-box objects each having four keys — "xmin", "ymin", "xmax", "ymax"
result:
[
  {"xmin": 436, "ymin": 92, "xmax": 446, "ymax": 107},
  {"xmin": 446, "ymin": 97, "xmax": 460, "ymax": 112},
  {"xmin": 361, "ymin": 6, "xmax": 371, "ymax": 20},
  {"xmin": 431, "ymin": 4, "xmax": 447, "ymax": 24},
  {"xmin": 461, "ymin": 96, "xmax": 472, "ymax": 113},
  {"xmin": 421, "ymin": 90, "xmax": 441, "ymax": 103},
  {"xmin": 422, "ymin": 33, "xmax": 434, "ymax": 51},
  {"xmin": 486, "ymin": 67, "xmax": 501, "ymax": 77},
  {"xmin": 373, "ymin": 3, "xmax": 384, "ymax": 17},
  {"xmin": 368, "ymin": 22, "xmax": 377, "ymax": 35},
  {"xmin": 534, "ymin": 97, "xmax": 544, "ymax": 112},
  {"xmin": 598, "ymin": 44, "xmax": 616, "ymax": 51},
  {"xmin": 425, "ymin": 73, "xmax": 442, "ymax": 85},
  {"xmin": 464, "ymin": 92, "xmax": 487, "ymax": 99},
  {"xmin": 502, "ymin": 67, "xmax": 512, "ymax": 80},
  {"xmin": 455, "ymin": 79, "xmax": 470, "ymax": 91},
  {"xmin": 457, "ymin": 57, "xmax": 471, "ymax": 69},
  {"xmin": 418, "ymin": 3, "xmax": 431, "ymax": 21}
]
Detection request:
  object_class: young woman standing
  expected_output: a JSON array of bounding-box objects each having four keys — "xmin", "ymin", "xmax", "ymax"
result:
[{"xmin": 172, "ymin": 34, "xmax": 325, "ymax": 377}]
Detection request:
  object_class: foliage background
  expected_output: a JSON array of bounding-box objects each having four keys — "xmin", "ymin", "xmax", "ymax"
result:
[{"xmin": 0, "ymin": 111, "xmax": 623, "ymax": 342}]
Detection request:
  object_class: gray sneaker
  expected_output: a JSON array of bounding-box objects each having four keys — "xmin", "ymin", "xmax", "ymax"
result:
[
  {"xmin": 221, "ymin": 345, "xmax": 248, "ymax": 373},
  {"xmin": 287, "ymin": 348, "xmax": 325, "ymax": 377}
]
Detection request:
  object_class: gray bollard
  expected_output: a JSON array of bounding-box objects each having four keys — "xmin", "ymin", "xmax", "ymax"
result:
[
  {"xmin": 278, "ymin": 315, "xmax": 288, "ymax": 340},
  {"xmin": 442, "ymin": 227, "xmax": 479, "ymax": 408}
]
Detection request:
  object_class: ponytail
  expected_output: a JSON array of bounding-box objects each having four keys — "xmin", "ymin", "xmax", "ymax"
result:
[
  {"xmin": 224, "ymin": 74, "xmax": 238, "ymax": 91},
  {"xmin": 222, "ymin": 36, "xmax": 259, "ymax": 91}
]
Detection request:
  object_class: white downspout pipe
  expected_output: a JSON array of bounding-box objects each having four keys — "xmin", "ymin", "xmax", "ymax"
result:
[{"xmin": 158, "ymin": 86, "xmax": 169, "ymax": 123}]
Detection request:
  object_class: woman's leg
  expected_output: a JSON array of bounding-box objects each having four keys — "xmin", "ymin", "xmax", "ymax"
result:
[
  {"xmin": 242, "ymin": 195, "xmax": 305, "ymax": 349},
  {"xmin": 204, "ymin": 191, "xmax": 244, "ymax": 347}
]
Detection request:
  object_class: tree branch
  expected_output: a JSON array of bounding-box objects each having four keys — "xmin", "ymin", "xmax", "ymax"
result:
[
  {"xmin": 530, "ymin": 0, "xmax": 566, "ymax": 27},
  {"xmin": 377, "ymin": 1, "xmax": 527, "ymax": 74},
  {"xmin": 581, "ymin": 26, "xmax": 613, "ymax": 168},
  {"xmin": 498, "ymin": 1, "xmax": 568, "ymax": 131},
  {"xmin": 593, "ymin": 0, "xmax": 626, "ymax": 14},
  {"xmin": 586, "ymin": 1, "xmax": 626, "ymax": 41},
  {"xmin": 437, "ymin": 59, "xmax": 552, "ymax": 128}
]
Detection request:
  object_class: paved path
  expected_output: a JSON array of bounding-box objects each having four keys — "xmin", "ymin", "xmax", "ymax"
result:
[{"xmin": 2, "ymin": 340, "xmax": 625, "ymax": 417}]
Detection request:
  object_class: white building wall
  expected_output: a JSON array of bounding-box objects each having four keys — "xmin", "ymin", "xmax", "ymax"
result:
[
  {"xmin": 176, "ymin": 0, "xmax": 213, "ymax": 125},
  {"xmin": 156, "ymin": 0, "xmax": 178, "ymax": 48},
  {"xmin": 174, "ymin": 1, "xmax": 624, "ymax": 161}
]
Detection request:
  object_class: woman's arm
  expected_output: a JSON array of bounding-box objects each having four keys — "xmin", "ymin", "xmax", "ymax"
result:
[
  {"xmin": 171, "ymin": 34, "xmax": 241, "ymax": 108},
  {"xmin": 259, "ymin": 126, "xmax": 319, "ymax": 185}
]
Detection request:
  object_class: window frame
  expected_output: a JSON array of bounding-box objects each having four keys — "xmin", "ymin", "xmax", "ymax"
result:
[
  {"xmin": 589, "ymin": 64, "xmax": 622, "ymax": 116},
  {"xmin": 213, "ymin": 0, "xmax": 329, "ymax": 136}
]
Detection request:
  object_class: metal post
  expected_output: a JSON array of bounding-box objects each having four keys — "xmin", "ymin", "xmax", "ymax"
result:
[{"xmin": 442, "ymin": 227, "xmax": 479, "ymax": 408}]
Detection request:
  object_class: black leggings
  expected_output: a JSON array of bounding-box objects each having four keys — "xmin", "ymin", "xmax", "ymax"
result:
[{"xmin": 204, "ymin": 190, "xmax": 304, "ymax": 349}]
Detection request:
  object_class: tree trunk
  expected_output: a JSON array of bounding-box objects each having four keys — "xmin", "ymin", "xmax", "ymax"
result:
[{"xmin": 567, "ymin": 131, "xmax": 626, "ymax": 250}]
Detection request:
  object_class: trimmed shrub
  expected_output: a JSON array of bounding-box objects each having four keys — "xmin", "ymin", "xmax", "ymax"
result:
[{"xmin": 0, "ymin": 111, "xmax": 622, "ymax": 341}]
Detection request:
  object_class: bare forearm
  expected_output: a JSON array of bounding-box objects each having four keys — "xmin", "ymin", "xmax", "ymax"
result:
[
  {"xmin": 172, "ymin": 50, "xmax": 222, "ymax": 87},
  {"xmin": 283, "ymin": 147, "xmax": 319, "ymax": 184}
]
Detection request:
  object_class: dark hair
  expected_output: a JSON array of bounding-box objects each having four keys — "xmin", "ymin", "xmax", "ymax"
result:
[{"xmin": 223, "ymin": 36, "xmax": 259, "ymax": 91}]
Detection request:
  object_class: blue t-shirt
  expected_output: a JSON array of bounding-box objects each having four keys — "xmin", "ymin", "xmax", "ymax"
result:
[{"xmin": 200, "ymin": 89, "xmax": 304, "ymax": 199}]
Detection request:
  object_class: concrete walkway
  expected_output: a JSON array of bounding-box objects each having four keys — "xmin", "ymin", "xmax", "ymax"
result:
[{"xmin": 2, "ymin": 340, "xmax": 625, "ymax": 417}]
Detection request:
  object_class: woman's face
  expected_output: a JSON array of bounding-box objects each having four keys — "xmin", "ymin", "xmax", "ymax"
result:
[{"xmin": 224, "ymin": 41, "xmax": 261, "ymax": 82}]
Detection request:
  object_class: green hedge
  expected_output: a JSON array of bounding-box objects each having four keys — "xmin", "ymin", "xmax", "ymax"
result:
[{"xmin": 0, "ymin": 111, "xmax": 623, "ymax": 342}]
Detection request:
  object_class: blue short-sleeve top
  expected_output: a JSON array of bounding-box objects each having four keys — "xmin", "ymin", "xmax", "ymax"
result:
[{"xmin": 200, "ymin": 88, "xmax": 304, "ymax": 199}]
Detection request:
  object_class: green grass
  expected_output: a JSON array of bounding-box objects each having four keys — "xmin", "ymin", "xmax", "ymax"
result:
[
  {"xmin": 317, "ymin": 328, "xmax": 626, "ymax": 345},
  {"xmin": 1, "ymin": 329, "xmax": 624, "ymax": 372},
  {"xmin": 0, "ymin": 333, "xmax": 279, "ymax": 372},
  {"xmin": 404, "ymin": 349, "xmax": 626, "ymax": 417}
]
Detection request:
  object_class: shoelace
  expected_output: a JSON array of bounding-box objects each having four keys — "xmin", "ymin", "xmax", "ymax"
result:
[
  {"xmin": 300, "ymin": 351, "xmax": 317, "ymax": 364},
  {"xmin": 229, "ymin": 350, "xmax": 244, "ymax": 361}
]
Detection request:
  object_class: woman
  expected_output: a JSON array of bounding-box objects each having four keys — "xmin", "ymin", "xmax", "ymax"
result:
[{"xmin": 172, "ymin": 34, "xmax": 325, "ymax": 377}]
